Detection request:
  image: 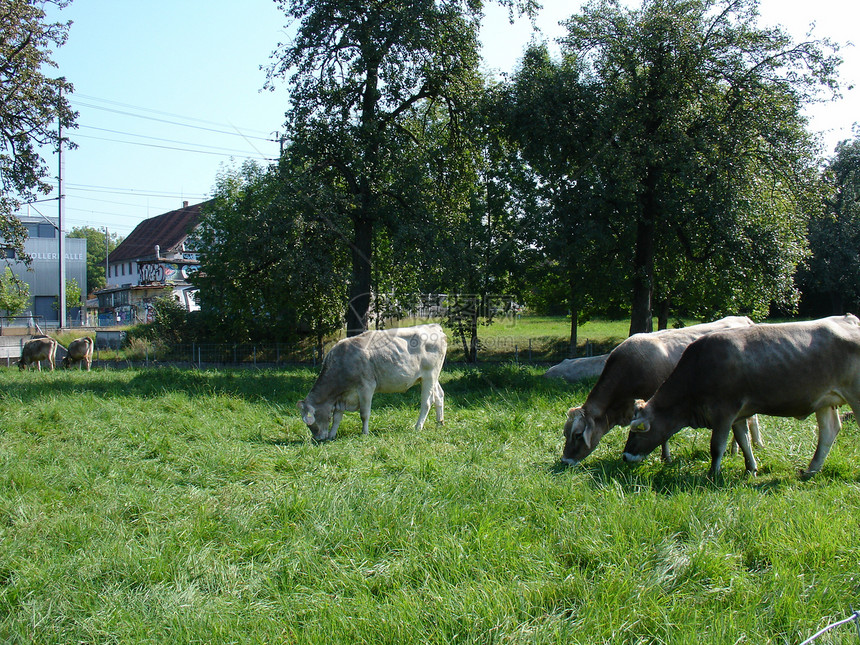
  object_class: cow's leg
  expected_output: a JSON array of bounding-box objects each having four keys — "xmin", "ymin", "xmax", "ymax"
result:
[
  {"xmin": 359, "ymin": 389, "xmax": 374, "ymax": 435},
  {"xmin": 803, "ymin": 406, "xmax": 842, "ymax": 477},
  {"xmin": 433, "ymin": 382, "xmax": 444, "ymax": 425},
  {"xmin": 748, "ymin": 414, "xmax": 763, "ymax": 447},
  {"xmin": 731, "ymin": 419, "xmax": 757, "ymax": 476},
  {"xmin": 660, "ymin": 442, "xmax": 672, "ymax": 462},
  {"xmin": 329, "ymin": 409, "xmax": 345, "ymax": 441},
  {"xmin": 415, "ymin": 378, "xmax": 434, "ymax": 431},
  {"xmin": 708, "ymin": 422, "xmax": 733, "ymax": 478}
]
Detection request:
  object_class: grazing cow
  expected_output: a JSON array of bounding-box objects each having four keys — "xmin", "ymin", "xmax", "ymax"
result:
[
  {"xmin": 561, "ymin": 316, "xmax": 762, "ymax": 465},
  {"xmin": 298, "ymin": 324, "xmax": 447, "ymax": 441},
  {"xmin": 62, "ymin": 336, "xmax": 94, "ymax": 371},
  {"xmin": 624, "ymin": 315, "xmax": 860, "ymax": 478},
  {"xmin": 18, "ymin": 337, "xmax": 58, "ymax": 371}
]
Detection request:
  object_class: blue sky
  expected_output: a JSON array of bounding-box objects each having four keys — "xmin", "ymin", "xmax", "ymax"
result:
[{"xmin": 37, "ymin": 0, "xmax": 858, "ymax": 238}]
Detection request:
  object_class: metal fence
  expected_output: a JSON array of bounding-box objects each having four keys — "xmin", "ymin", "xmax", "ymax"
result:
[{"xmin": 86, "ymin": 335, "xmax": 582, "ymax": 369}]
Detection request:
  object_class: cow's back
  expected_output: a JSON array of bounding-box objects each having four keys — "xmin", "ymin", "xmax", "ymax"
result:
[
  {"xmin": 365, "ymin": 324, "xmax": 447, "ymax": 393},
  {"xmin": 309, "ymin": 324, "xmax": 447, "ymax": 399},
  {"xmin": 586, "ymin": 316, "xmax": 754, "ymax": 412},
  {"xmin": 656, "ymin": 315, "xmax": 860, "ymax": 418}
]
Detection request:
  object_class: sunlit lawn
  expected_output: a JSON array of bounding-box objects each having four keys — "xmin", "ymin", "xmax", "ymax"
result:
[{"xmin": 1, "ymin": 364, "xmax": 859, "ymax": 643}]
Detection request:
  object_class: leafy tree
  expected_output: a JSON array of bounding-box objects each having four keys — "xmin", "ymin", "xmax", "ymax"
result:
[
  {"xmin": 0, "ymin": 266, "xmax": 29, "ymax": 318},
  {"xmin": 800, "ymin": 136, "xmax": 860, "ymax": 314},
  {"xmin": 266, "ymin": 0, "xmax": 535, "ymax": 335},
  {"xmin": 68, "ymin": 225, "xmax": 121, "ymax": 294},
  {"xmin": 503, "ymin": 0, "xmax": 840, "ymax": 335},
  {"xmin": 496, "ymin": 44, "xmax": 623, "ymax": 354},
  {"xmin": 191, "ymin": 159, "xmax": 349, "ymax": 348},
  {"xmin": 1, "ymin": 0, "xmax": 76, "ymax": 262}
]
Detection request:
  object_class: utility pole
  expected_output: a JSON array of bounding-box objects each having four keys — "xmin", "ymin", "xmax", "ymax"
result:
[
  {"xmin": 57, "ymin": 87, "xmax": 66, "ymax": 329},
  {"xmin": 104, "ymin": 226, "xmax": 110, "ymax": 286}
]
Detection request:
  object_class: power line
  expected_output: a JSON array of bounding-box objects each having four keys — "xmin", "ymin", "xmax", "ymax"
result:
[
  {"xmin": 49, "ymin": 181, "xmax": 210, "ymax": 200},
  {"xmin": 73, "ymin": 132, "xmax": 277, "ymax": 160},
  {"xmin": 71, "ymin": 100, "xmax": 278, "ymax": 142},
  {"xmin": 78, "ymin": 124, "xmax": 279, "ymax": 156},
  {"xmin": 73, "ymin": 92, "xmax": 278, "ymax": 137}
]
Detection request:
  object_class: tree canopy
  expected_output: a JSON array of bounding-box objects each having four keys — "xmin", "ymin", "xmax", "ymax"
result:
[
  {"xmin": 0, "ymin": 0, "xmax": 76, "ymax": 261},
  {"xmin": 266, "ymin": 0, "xmax": 536, "ymax": 335},
  {"xmin": 500, "ymin": 0, "xmax": 840, "ymax": 335},
  {"xmin": 68, "ymin": 225, "xmax": 121, "ymax": 295},
  {"xmin": 800, "ymin": 136, "xmax": 860, "ymax": 314}
]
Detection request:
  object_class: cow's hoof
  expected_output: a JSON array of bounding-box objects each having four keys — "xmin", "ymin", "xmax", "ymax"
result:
[{"xmin": 800, "ymin": 469, "xmax": 818, "ymax": 480}]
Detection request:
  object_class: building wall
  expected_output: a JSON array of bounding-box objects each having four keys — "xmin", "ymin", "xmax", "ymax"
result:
[{"xmin": 3, "ymin": 218, "xmax": 87, "ymax": 325}]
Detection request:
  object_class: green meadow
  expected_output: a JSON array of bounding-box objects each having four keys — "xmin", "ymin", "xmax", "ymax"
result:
[{"xmin": 1, "ymin": 363, "xmax": 859, "ymax": 643}]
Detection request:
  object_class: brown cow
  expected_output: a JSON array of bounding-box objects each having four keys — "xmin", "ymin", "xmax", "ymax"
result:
[
  {"xmin": 18, "ymin": 337, "xmax": 59, "ymax": 371},
  {"xmin": 562, "ymin": 316, "xmax": 762, "ymax": 465},
  {"xmin": 624, "ymin": 315, "xmax": 860, "ymax": 478},
  {"xmin": 62, "ymin": 336, "xmax": 94, "ymax": 371}
]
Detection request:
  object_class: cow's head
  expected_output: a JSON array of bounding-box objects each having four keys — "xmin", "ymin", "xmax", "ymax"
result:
[
  {"xmin": 297, "ymin": 399, "xmax": 334, "ymax": 441},
  {"xmin": 16, "ymin": 357, "xmax": 26, "ymax": 371},
  {"xmin": 61, "ymin": 354, "xmax": 72, "ymax": 369},
  {"xmin": 622, "ymin": 399, "xmax": 663, "ymax": 463},
  {"xmin": 561, "ymin": 407, "xmax": 608, "ymax": 465}
]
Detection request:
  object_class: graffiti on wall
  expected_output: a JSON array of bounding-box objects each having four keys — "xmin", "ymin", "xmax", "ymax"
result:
[{"xmin": 139, "ymin": 262, "xmax": 180, "ymax": 284}]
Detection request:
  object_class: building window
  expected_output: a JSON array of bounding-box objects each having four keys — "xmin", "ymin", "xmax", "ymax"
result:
[
  {"xmin": 25, "ymin": 222, "xmax": 56, "ymax": 238},
  {"xmin": 2, "ymin": 247, "xmax": 14, "ymax": 259},
  {"xmin": 121, "ymin": 264, "xmax": 125, "ymax": 276}
]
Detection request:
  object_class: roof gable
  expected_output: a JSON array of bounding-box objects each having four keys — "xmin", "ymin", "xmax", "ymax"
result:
[{"xmin": 108, "ymin": 201, "xmax": 210, "ymax": 263}]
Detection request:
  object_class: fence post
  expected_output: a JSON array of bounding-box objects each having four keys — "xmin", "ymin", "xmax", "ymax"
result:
[
  {"xmin": 515, "ymin": 344, "xmax": 518, "ymax": 364},
  {"xmin": 529, "ymin": 338, "xmax": 532, "ymax": 362},
  {"xmin": 253, "ymin": 346, "xmax": 257, "ymax": 368}
]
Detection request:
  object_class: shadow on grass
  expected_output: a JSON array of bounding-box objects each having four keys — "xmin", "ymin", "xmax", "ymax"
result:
[
  {"xmin": 548, "ymin": 451, "xmax": 801, "ymax": 495},
  {"xmin": 0, "ymin": 366, "xmax": 319, "ymax": 405}
]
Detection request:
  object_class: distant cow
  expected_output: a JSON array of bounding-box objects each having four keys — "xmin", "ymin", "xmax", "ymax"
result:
[
  {"xmin": 562, "ymin": 316, "xmax": 762, "ymax": 465},
  {"xmin": 62, "ymin": 336, "xmax": 94, "ymax": 370},
  {"xmin": 624, "ymin": 315, "xmax": 860, "ymax": 478},
  {"xmin": 18, "ymin": 337, "xmax": 58, "ymax": 371},
  {"xmin": 544, "ymin": 354, "xmax": 609, "ymax": 383},
  {"xmin": 298, "ymin": 324, "xmax": 447, "ymax": 441}
]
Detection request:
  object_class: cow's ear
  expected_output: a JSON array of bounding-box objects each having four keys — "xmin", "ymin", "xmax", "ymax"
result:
[
  {"xmin": 630, "ymin": 417, "xmax": 650, "ymax": 433},
  {"xmin": 581, "ymin": 420, "xmax": 594, "ymax": 449},
  {"xmin": 567, "ymin": 407, "xmax": 580, "ymax": 420}
]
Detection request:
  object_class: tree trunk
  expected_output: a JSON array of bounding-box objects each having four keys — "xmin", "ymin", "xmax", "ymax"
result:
[
  {"xmin": 657, "ymin": 298, "xmax": 670, "ymax": 330},
  {"xmin": 346, "ymin": 215, "xmax": 373, "ymax": 337},
  {"xmin": 629, "ymin": 166, "xmax": 658, "ymax": 336},
  {"xmin": 568, "ymin": 279, "xmax": 578, "ymax": 358}
]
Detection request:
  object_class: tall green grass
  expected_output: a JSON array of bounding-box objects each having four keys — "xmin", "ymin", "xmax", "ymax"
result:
[{"xmin": 1, "ymin": 365, "xmax": 859, "ymax": 643}]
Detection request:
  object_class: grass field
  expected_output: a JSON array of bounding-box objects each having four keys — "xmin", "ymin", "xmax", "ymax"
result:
[{"xmin": 1, "ymin": 364, "xmax": 859, "ymax": 643}]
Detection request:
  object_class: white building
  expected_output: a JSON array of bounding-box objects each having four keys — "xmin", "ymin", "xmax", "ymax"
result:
[{"xmin": 96, "ymin": 201, "xmax": 206, "ymax": 325}]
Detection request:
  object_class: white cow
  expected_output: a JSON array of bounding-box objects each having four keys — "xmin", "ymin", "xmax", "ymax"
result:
[{"xmin": 298, "ymin": 324, "xmax": 447, "ymax": 441}]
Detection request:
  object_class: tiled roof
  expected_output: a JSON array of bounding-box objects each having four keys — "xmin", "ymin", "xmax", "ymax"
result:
[{"xmin": 108, "ymin": 200, "xmax": 211, "ymax": 263}]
